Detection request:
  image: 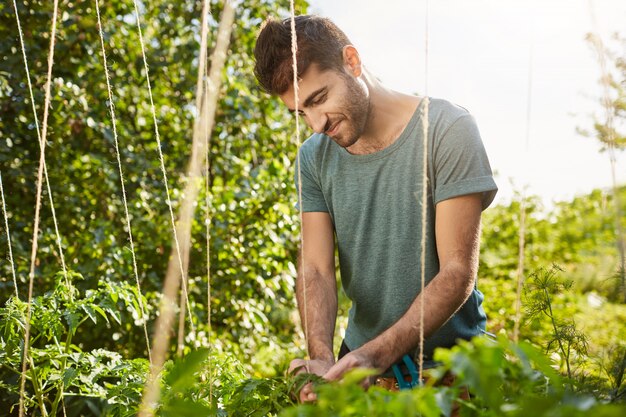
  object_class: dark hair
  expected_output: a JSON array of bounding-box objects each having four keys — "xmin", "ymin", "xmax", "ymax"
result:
[{"xmin": 253, "ymin": 15, "xmax": 352, "ymax": 95}]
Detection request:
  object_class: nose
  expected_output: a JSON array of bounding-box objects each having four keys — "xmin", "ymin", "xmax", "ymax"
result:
[{"xmin": 305, "ymin": 110, "xmax": 328, "ymax": 134}]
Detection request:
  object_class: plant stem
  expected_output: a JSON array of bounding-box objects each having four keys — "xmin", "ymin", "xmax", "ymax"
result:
[
  {"xmin": 1, "ymin": 362, "xmax": 25, "ymax": 376},
  {"xmin": 611, "ymin": 349, "xmax": 626, "ymax": 401},
  {"xmin": 543, "ymin": 288, "xmax": 572, "ymax": 381},
  {"xmin": 50, "ymin": 331, "xmax": 73, "ymax": 416},
  {"xmin": 29, "ymin": 356, "xmax": 49, "ymax": 417}
]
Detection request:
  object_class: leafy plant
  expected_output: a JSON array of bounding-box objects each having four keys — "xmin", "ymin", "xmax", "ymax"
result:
[
  {"xmin": 434, "ymin": 336, "xmax": 624, "ymax": 416},
  {"xmin": 599, "ymin": 346, "xmax": 626, "ymax": 402},
  {"xmin": 148, "ymin": 345, "xmax": 303, "ymax": 417},
  {"xmin": 523, "ymin": 265, "xmax": 588, "ymax": 382},
  {"xmin": 278, "ymin": 337, "xmax": 626, "ymax": 417},
  {"xmin": 0, "ymin": 271, "xmax": 149, "ymax": 416}
]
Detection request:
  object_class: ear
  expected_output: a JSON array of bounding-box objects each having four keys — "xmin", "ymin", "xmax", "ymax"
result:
[{"xmin": 342, "ymin": 45, "xmax": 362, "ymax": 77}]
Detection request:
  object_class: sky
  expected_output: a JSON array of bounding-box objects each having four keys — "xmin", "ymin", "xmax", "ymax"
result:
[{"xmin": 306, "ymin": 0, "xmax": 626, "ymax": 206}]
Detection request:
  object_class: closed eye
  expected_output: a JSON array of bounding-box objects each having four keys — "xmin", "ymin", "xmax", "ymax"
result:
[
  {"xmin": 303, "ymin": 87, "xmax": 329, "ymax": 108},
  {"xmin": 311, "ymin": 92, "xmax": 327, "ymax": 106}
]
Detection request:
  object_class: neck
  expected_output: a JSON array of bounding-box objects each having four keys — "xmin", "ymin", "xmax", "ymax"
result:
[{"xmin": 346, "ymin": 69, "xmax": 421, "ymax": 155}]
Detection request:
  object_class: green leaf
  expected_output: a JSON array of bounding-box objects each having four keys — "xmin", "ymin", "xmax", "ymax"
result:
[
  {"xmin": 91, "ymin": 304, "xmax": 109, "ymax": 324},
  {"xmin": 164, "ymin": 348, "xmax": 210, "ymax": 394},
  {"xmin": 338, "ymin": 368, "xmax": 378, "ymax": 386},
  {"xmin": 161, "ymin": 398, "xmax": 213, "ymax": 417},
  {"xmin": 63, "ymin": 367, "xmax": 78, "ymax": 387}
]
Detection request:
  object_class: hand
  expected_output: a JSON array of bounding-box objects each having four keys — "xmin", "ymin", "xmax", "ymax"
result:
[
  {"xmin": 323, "ymin": 348, "xmax": 380, "ymax": 389},
  {"xmin": 288, "ymin": 358, "xmax": 334, "ymax": 403}
]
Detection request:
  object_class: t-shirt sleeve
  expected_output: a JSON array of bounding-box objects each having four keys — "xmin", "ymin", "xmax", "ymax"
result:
[
  {"xmin": 432, "ymin": 114, "xmax": 498, "ymax": 209},
  {"xmin": 294, "ymin": 144, "xmax": 329, "ymax": 212}
]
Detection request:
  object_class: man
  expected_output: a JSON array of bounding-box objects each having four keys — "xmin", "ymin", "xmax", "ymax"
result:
[{"xmin": 253, "ymin": 15, "xmax": 497, "ymax": 402}]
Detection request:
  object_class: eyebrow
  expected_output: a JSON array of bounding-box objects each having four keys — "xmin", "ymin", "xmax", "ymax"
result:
[{"xmin": 287, "ymin": 87, "xmax": 328, "ymax": 113}]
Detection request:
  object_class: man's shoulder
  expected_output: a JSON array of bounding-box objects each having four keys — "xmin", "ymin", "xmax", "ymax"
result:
[{"xmin": 428, "ymin": 97, "xmax": 472, "ymax": 122}]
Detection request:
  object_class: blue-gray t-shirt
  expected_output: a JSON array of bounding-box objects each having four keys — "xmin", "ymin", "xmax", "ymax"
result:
[{"xmin": 295, "ymin": 97, "xmax": 498, "ymax": 361}]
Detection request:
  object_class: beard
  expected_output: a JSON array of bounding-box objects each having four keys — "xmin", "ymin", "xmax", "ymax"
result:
[{"xmin": 328, "ymin": 74, "xmax": 370, "ymax": 148}]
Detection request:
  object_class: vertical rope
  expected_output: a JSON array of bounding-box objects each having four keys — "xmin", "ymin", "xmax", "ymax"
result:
[
  {"xmin": 172, "ymin": 0, "xmax": 214, "ymax": 355},
  {"xmin": 416, "ymin": 0, "xmax": 430, "ymax": 384},
  {"xmin": 289, "ymin": 0, "xmax": 310, "ymax": 363},
  {"xmin": 18, "ymin": 0, "xmax": 60, "ymax": 414},
  {"xmin": 12, "ymin": 0, "xmax": 69, "ymax": 288},
  {"xmin": 588, "ymin": 0, "xmax": 626, "ymax": 302},
  {"xmin": 13, "ymin": 1, "xmax": 73, "ymax": 414},
  {"xmin": 204, "ymin": 75, "xmax": 214, "ymax": 401},
  {"xmin": 128, "ymin": 0, "xmax": 196, "ymax": 356},
  {"xmin": 513, "ymin": 194, "xmax": 526, "ymax": 342},
  {"xmin": 0, "ymin": 172, "xmax": 18, "ymax": 298},
  {"xmin": 200, "ymin": 0, "xmax": 215, "ymax": 404},
  {"xmin": 138, "ymin": 2, "xmax": 235, "ymax": 415},
  {"xmin": 174, "ymin": 0, "xmax": 213, "ymax": 358},
  {"xmin": 514, "ymin": 40, "xmax": 533, "ymax": 343},
  {"xmin": 94, "ymin": 0, "xmax": 152, "ymax": 363},
  {"xmin": 126, "ymin": 0, "xmax": 169, "ymax": 364},
  {"xmin": 11, "ymin": 1, "xmax": 69, "ymax": 290}
]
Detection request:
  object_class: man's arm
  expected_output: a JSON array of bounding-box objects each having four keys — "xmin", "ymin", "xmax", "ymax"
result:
[
  {"xmin": 324, "ymin": 193, "xmax": 483, "ymax": 379},
  {"xmin": 288, "ymin": 211, "xmax": 337, "ymax": 402},
  {"xmin": 296, "ymin": 211, "xmax": 337, "ymax": 362}
]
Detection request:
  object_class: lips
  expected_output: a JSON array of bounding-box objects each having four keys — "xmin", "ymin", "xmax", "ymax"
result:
[{"xmin": 325, "ymin": 120, "xmax": 341, "ymax": 136}]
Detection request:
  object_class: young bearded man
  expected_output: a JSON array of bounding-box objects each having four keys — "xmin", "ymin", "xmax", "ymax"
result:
[{"xmin": 253, "ymin": 15, "xmax": 498, "ymax": 402}]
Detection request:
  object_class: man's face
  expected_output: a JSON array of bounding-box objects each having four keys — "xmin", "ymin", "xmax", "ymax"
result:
[{"xmin": 279, "ymin": 63, "xmax": 369, "ymax": 148}]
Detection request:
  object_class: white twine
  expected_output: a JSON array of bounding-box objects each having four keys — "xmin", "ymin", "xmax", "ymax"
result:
[
  {"xmin": 95, "ymin": 0, "xmax": 152, "ymax": 362},
  {"xmin": 415, "ymin": 0, "xmax": 431, "ymax": 384},
  {"xmin": 289, "ymin": 0, "xmax": 310, "ymax": 364},
  {"xmin": 17, "ymin": 0, "xmax": 61, "ymax": 414},
  {"xmin": 0, "ymin": 172, "xmax": 18, "ymax": 298},
  {"xmin": 138, "ymin": 2, "xmax": 235, "ymax": 415}
]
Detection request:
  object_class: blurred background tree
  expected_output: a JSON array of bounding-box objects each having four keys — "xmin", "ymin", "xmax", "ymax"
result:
[{"xmin": 581, "ymin": 31, "xmax": 626, "ymax": 302}]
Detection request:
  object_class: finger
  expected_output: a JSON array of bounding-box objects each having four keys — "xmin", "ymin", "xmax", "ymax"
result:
[
  {"xmin": 288, "ymin": 359, "xmax": 307, "ymax": 375},
  {"xmin": 299, "ymin": 382, "xmax": 316, "ymax": 403},
  {"xmin": 323, "ymin": 361, "xmax": 347, "ymax": 381}
]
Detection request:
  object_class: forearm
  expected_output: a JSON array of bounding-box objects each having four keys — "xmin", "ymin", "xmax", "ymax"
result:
[
  {"xmin": 296, "ymin": 258, "xmax": 338, "ymax": 362},
  {"xmin": 363, "ymin": 261, "xmax": 476, "ymax": 371}
]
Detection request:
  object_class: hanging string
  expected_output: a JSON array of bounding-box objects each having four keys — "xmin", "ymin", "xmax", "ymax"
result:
[
  {"xmin": 415, "ymin": 0, "xmax": 430, "ymax": 384},
  {"xmin": 289, "ymin": 0, "xmax": 310, "ymax": 363},
  {"xmin": 0, "ymin": 172, "xmax": 18, "ymax": 298},
  {"xmin": 204, "ymin": 73, "xmax": 214, "ymax": 401},
  {"xmin": 514, "ymin": 37, "xmax": 533, "ymax": 343},
  {"xmin": 17, "ymin": 0, "xmax": 61, "ymax": 414},
  {"xmin": 138, "ymin": 2, "xmax": 236, "ymax": 415},
  {"xmin": 173, "ymin": 0, "xmax": 215, "ymax": 354},
  {"xmin": 128, "ymin": 0, "xmax": 196, "ymax": 355},
  {"xmin": 12, "ymin": 0, "xmax": 68, "ymax": 289},
  {"xmin": 200, "ymin": 0, "xmax": 215, "ymax": 404},
  {"xmin": 94, "ymin": 0, "xmax": 152, "ymax": 363},
  {"xmin": 11, "ymin": 1, "xmax": 69, "ymax": 290},
  {"xmin": 175, "ymin": 0, "xmax": 211, "ymax": 350},
  {"xmin": 130, "ymin": 0, "xmax": 195, "ymax": 356},
  {"xmin": 125, "ymin": 0, "xmax": 189, "ymax": 363},
  {"xmin": 514, "ymin": 193, "xmax": 526, "ymax": 342},
  {"xmin": 13, "ymin": 1, "xmax": 74, "ymax": 414},
  {"xmin": 587, "ymin": 0, "xmax": 626, "ymax": 302}
]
